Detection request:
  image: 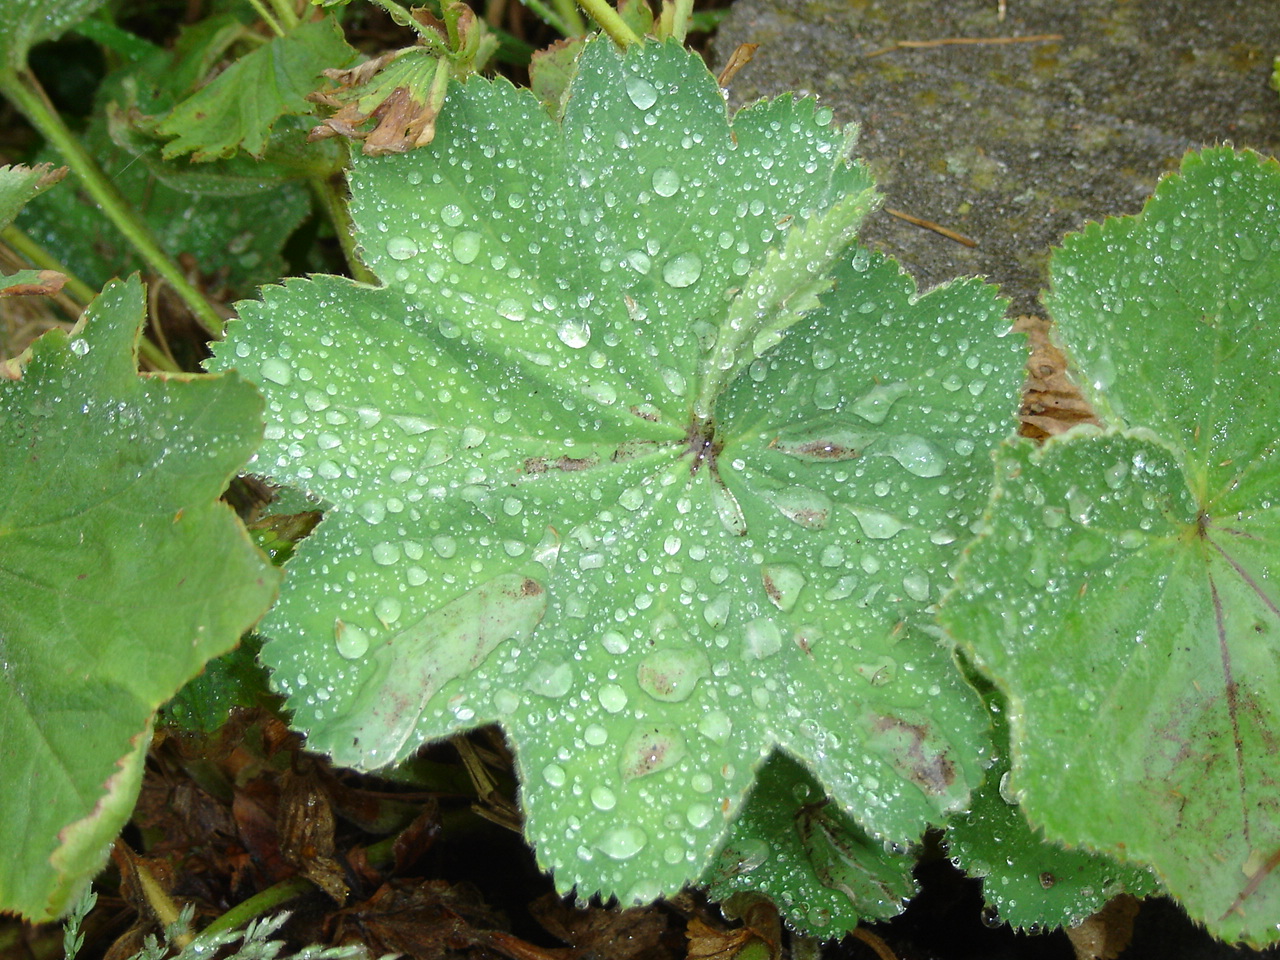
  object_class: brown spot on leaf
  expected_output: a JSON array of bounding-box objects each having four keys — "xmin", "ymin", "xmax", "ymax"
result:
[{"xmin": 871, "ymin": 714, "xmax": 956, "ymax": 795}]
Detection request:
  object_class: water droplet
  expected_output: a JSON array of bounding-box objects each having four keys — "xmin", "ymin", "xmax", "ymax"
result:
[
  {"xmin": 441, "ymin": 205, "xmax": 464, "ymax": 227},
  {"xmin": 591, "ymin": 786, "xmax": 617, "ymax": 810},
  {"xmin": 596, "ymin": 824, "xmax": 648, "ymax": 860},
  {"xmin": 621, "ymin": 725, "xmax": 686, "ymax": 780},
  {"xmin": 699, "ymin": 709, "xmax": 732, "ymax": 743},
  {"xmin": 743, "ymin": 617, "xmax": 783, "ymax": 659},
  {"xmin": 686, "ymin": 803, "xmax": 713, "ymax": 828},
  {"xmin": 813, "ymin": 374, "xmax": 839, "ymax": 409},
  {"xmin": 599, "ymin": 684, "xmax": 628, "ymax": 713},
  {"xmin": 703, "ymin": 591, "xmax": 732, "ymax": 629},
  {"xmin": 637, "ymin": 648, "xmax": 710, "ymax": 702},
  {"xmin": 662, "ymin": 253, "xmax": 702, "ymax": 288},
  {"xmin": 260, "ymin": 358, "xmax": 293, "ymax": 385},
  {"xmin": 1104, "ymin": 459, "xmax": 1129, "ymax": 489},
  {"xmin": 848, "ymin": 506, "xmax": 907, "ymax": 539},
  {"xmin": 557, "ymin": 318, "xmax": 591, "ymax": 348},
  {"xmin": 661, "ymin": 366, "xmax": 686, "ymax": 396},
  {"xmin": 543, "ymin": 763, "xmax": 567, "ymax": 787},
  {"xmin": 358, "ymin": 500, "xmax": 386, "ymax": 524},
  {"xmin": 625, "ymin": 75, "xmax": 658, "ymax": 109},
  {"xmin": 391, "ymin": 414, "xmax": 433, "ymax": 435},
  {"xmin": 386, "ymin": 236, "xmax": 419, "ymax": 260},
  {"xmin": 850, "ymin": 381, "xmax": 911, "ymax": 424},
  {"xmin": 452, "ymin": 231, "xmax": 481, "ymax": 264},
  {"xmin": 432, "ymin": 535, "xmax": 458, "ymax": 558},
  {"xmin": 526, "ymin": 660, "xmax": 573, "ymax": 698},
  {"xmin": 374, "ymin": 597, "xmax": 402, "ymax": 625},
  {"xmin": 497, "ymin": 298, "xmax": 526, "ymax": 321},
  {"xmin": 764, "ymin": 486, "xmax": 832, "ymax": 529},
  {"xmin": 885, "ymin": 434, "xmax": 947, "ymax": 477},
  {"xmin": 651, "ymin": 168, "xmax": 680, "ymax": 197},
  {"xmin": 1237, "ymin": 232, "xmax": 1259, "ymax": 261},
  {"xmin": 70, "ymin": 339, "xmax": 90, "ymax": 357},
  {"xmin": 901, "ymin": 570, "xmax": 930, "ymax": 602},
  {"xmin": 584, "ymin": 723, "xmax": 608, "ymax": 745},
  {"xmin": 761, "ymin": 563, "xmax": 806, "ymax": 612},
  {"xmin": 998, "ymin": 771, "xmax": 1018, "ymax": 805},
  {"xmin": 372, "ymin": 541, "xmax": 401, "ymax": 565},
  {"xmin": 334, "ymin": 620, "xmax": 370, "ymax": 659}
]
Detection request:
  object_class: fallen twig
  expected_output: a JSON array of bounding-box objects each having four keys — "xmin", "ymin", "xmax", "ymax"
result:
[
  {"xmin": 865, "ymin": 33, "xmax": 1063, "ymax": 57},
  {"xmin": 885, "ymin": 207, "xmax": 978, "ymax": 247}
]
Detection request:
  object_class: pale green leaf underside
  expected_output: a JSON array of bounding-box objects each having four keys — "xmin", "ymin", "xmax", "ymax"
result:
[
  {"xmin": 0, "ymin": 0, "xmax": 106, "ymax": 70},
  {"xmin": 215, "ymin": 36, "xmax": 1023, "ymax": 905},
  {"xmin": 0, "ymin": 162, "xmax": 64, "ymax": 231},
  {"xmin": 942, "ymin": 431, "xmax": 1280, "ymax": 944},
  {"xmin": 945, "ymin": 148, "xmax": 1280, "ymax": 945},
  {"xmin": 0, "ymin": 277, "xmax": 279, "ymax": 920}
]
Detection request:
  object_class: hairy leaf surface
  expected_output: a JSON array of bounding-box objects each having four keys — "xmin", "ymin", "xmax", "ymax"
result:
[
  {"xmin": 214, "ymin": 36, "xmax": 1023, "ymax": 906},
  {"xmin": 0, "ymin": 277, "xmax": 279, "ymax": 920},
  {"xmin": 941, "ymin": 148, "xmax": 1280, "ymax": 944}
]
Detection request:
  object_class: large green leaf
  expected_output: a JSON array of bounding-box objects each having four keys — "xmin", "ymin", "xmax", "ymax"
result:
[
  {"xmin": 212, "ymin": 36, "xmax": 1024, "ymax": 909},
  {"xmin": 940, "ymin": 148, "xmax": 1280, "ymax": 945},
  {"xmin": 0, "ymin": 276, "xmax": 280, "ymax": 920}
]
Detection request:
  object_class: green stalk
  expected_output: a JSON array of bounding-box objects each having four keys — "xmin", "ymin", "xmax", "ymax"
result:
[
  {"xmin": 520, "ymin": 0, "xmax": 573, "ymax": 36},
  {"xmin": 669, "ymin": 0, "xmax": 693, "ymax": 42},
  {"xmin": 365, "ymin": 0, "xmax": 452, "ymax": 55},
  {"xmin": 550, "ymin": 0, "xmax": 586, "ymax": 36},
  {"xmin": 307, "ymin": 174, "xmax": 377, "ymax": 285},
  {"xmin": 193, "ymin": 877, "xmax": 313, "ymax": 941},
  {"xmin": 265, "ymin": 0, "xmax": 301, "ymax": 31},
  {"xmin": 244, "ymin": 0, "xmax": 286, "ymax": 37},
  {"xmin": 575, "ymin": 0, "xmax": 641, "ymax": 47},
  {"xmin": 0, "ymin": 70, "xmax": 226, "ymax": 338}
]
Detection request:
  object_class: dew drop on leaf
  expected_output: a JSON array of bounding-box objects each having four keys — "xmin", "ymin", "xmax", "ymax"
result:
[
  {"xmin": 743, "ymin": 616, "xmax": 784, "ymax": 659},
  {"xmin": 849, "ymin": 381, "xmax": 911, "ymax": 423},
  {"xmin": 599, "ymin": 684, "xmax": 628, "ymax": 712},
  {"xmin": 543, "ymin": 763, "xmax": 567, "ymax": 787},
  {"xmin": 637, "ymin": 648, "xmax": 710, "ymax": 702},
  {"xmin": 386, "ymin": 236, "xmax": 419, "ymax": 260},
  {"xmin": 260, "ymin": 358, "xmax": 293, "ymax": 385},
  {"xmin": 761, "ymin": 563, "xmax": 807, "ymax": 612},
  {"xmin": 557, "ymin": 318, "xmax": 591, "ymax": 348},
  {"xmin": 651, "ymin": 168, "xmax": 680, "ymax": 197},
  {"xmin": 374, "ymin": 597, "xmax": 402, "ymax": 625},
  {"xmin": 698, "ymin": 709, "xmax": 733, "ymax": 743},
  {"xmin": 662, "ymin": 253, "xmax": 702, "ymax": 288},
  {"xmin": 625, "ymin": 75, "xmax": 658, "ymax": 110},
  {"xmin": 620, "ymin": 725, "xmax": 687, "ymax": 779},
  {"xmin": 848, "ymin": 506, "xmax": 907, "ymax": 539},
  {"xmin": 596, "ymin": 824, "xmax": 648, "ymax": 860},
  {"xmin": 885, "ymin": 434, "xmax": 947, "ymax": 478},
  {"xmin": 334, "ymin": 619, "xmax": 371, "ymax": 660},
  {"xmin": 371, "ymin": 541, "xmax": 401, "ymax": 565},
  {"xmin": 591, "ymin": 785, "xmax": 617, "ymax": 810},
  {"xmin": 452, "ymin": 231, "xmax": 481, "ymax": 264}
]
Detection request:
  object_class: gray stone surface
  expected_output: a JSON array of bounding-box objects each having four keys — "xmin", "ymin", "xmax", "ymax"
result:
[{"xmin": 711, "ymin": 0, "xmax": 1280, "ymax": 315}]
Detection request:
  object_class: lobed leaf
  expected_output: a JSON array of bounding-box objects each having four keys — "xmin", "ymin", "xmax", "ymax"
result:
[
  {"xmin": 0, "ymin": 277, "xmax": 280, "ymax": 920},
  {"xmin": 213, "ymin": 36, "xmax": 1024, "ymax": 909},
  {"xmin": 941, "ymin": 148, "xmax": 1280, "ymax": 945}
]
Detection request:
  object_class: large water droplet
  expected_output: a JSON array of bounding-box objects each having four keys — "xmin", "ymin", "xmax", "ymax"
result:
[
  {"xmin": 620, "ymin": 724, "xmax": 686, "ymax": 780},
  {"xmin": 596, "ymin": 824, "xmax": 648, "ymax": 860},
  {"xmin": 764, "ymin": 486, "xmax": 832, "ymax": 529},
  {"xmin": 591, "ymin": 785, "xmax": 617, "ymax": 811},
  {"xmin": 761, "ymin": 564, "xmax": 807, "ymax": 612},
  {"xmin": 374, "ymin": 597, "xmax": 403, "ymax": 625},
  {"xmin": 663, "ymin": 253, "xmax": 703, "ymax": 288},
  {"xmin": 526, "ymin": 660, "xmax": 573, "ymax": 698},
  {"xmin": 652, "ymin": 168, "xmax": 680, "ymax": 197},
  {"xmin": 371, "ymin": 541, "xmax": 401, "ymax": 566},
  {"xmin": 334, "ymin": 619, "xmax": 370, "ymax": 659},
  {"xmin": 625, "ymin": 75, "xmax": 658, "ymax": 109},
  {"xmin": 698, "ymin": 709, "xmax": 732, "ymax": 743},
  {"xmin": 599, "ymin": 684, "xmax": 628, "ymax": 713},
  {"xmin": 742, "ymin": 617, "xmax": 784, "ymax": 659},
  {"xmin": 557, "ymin": 318, "xmax": 591, "ymax": 348},
  {"xmin": 885, "ymin": 434, "xmax": 947, "ymax": 478},
  {"xmin": 848, "ymin": 506, "xmax": 907, "ymax": 539},
  {"xmin": 452, "ymin": 231, "xmax": 481, "ymax": 264},
  {"xmin": 850, "ymin": 381, "xmax": 911, "ymax": 424},
  {"xmin": 543, "ymin": 763, "xmax": 567, "ymax": 787},
  {"xmin": 637, "ymin": 648, "xmax": 710, "ymax": 702},
  {"xmin": 703, "ymin": 591, "xmax": 732, "ymax": 629},
  {"xmin": 260, "ymin": 358, "xmax": 293, "ymax": 385},
  {"xmin": 386, "ymin": 236, "xmax": 419, "ymax": 260}
]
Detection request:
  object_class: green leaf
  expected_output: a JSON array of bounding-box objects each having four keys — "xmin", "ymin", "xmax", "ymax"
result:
[
  {"xmin": 944, "ymin": 682, "xmax": 1159, "ymax": 931},
  {"xmin": 0, "ymin": 162, "xmax": 65, "ymax": 230},
  {"xmin": 213, "ymin": 36, "xmax": 1023, "ymax": 910},
  {"xmin": 0, "ymin": 0, "xmax": 107, "ymax": 71},
  {"xmin": 940, "ymin": 148, "xmax": 1280, "ymax": 945},
  {"xmin": 703, "ymin": 752, "xmax": 916, "ymax": 937},
  {"xmin": 0, "ymin": 276, "xmax": 280, "ymax": 920},
  {"xmin": 155, "ymin": 17, "xmax": 357, "ymax": 161}
]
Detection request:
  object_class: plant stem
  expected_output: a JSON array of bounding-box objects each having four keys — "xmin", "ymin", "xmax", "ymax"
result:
[
  {"xmin": 194, "ymin": 877, "xmax": 314, "ymax": 941},
  {"xmin": 307, "ymin": 174, "xmax": 377, "ymax": 285},
  {"xmin": 550, "ymin": 0, "xmax": 586, "ymax": 36},
  {"xmin": 266, "ymin": 0, "xmax": 301, "ymax": 31},
  {"xmin": 245, "ymin": 0, "xmax": 287, "ymax": 37},
  {"xmin": 0, "ymin": 70, "xmax": 227, "ymax": 338},
  {"xmin": 669, "ymin": 0, "xmax": 693, "ymax": 41},
  {"xmin": 364, "ymin": 0, "xmax": 452, "ymax": 55},
  {"xmin": 2, "ymin": 225, "xmax": 181, "ymax": 372},
  {"xmin": 575, "ymin": 0, "xmax": 641, "ymax": 47},
  {"xmin": 520, "ymin": 0, "xmax": 573, "ymax": 36}
]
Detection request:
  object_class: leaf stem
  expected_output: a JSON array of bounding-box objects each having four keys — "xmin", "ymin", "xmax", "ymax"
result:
[
  {"xmin": 245, "ymin": 0, "xmax": 287, "ymax": 37},
  {"xmin": 308, "ymin": 174, "xmax": 377, "ymax": 285},
  {"xmin": 668, "ymin": 0, "xmax": 693, "ymax": 42},
  {"xmin": 550, "ymin": 0, "xmax": 586, "ymax": 36},
  {"xmin": 364, "ymin": 0, "xmax": 452, "ymax": 56},
  {"xmin": 519, "ymin": 0, "xmax": 574, "ymax": 36},
  {"xmin": 194, "ymin": 877, "xmax": 314, "ymax": 941},
  {"xmin": 575, "ymin": 0, "xmax": 641, "ymax": 47},
  {"xmin": 0, "ymin": 70, "xmax": 227, "ymax": 338}
]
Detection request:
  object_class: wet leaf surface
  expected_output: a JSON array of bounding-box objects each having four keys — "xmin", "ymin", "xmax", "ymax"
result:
[{"xmin": 212, "ymin": 36, "xmax": 1024, "ymax": 910}]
